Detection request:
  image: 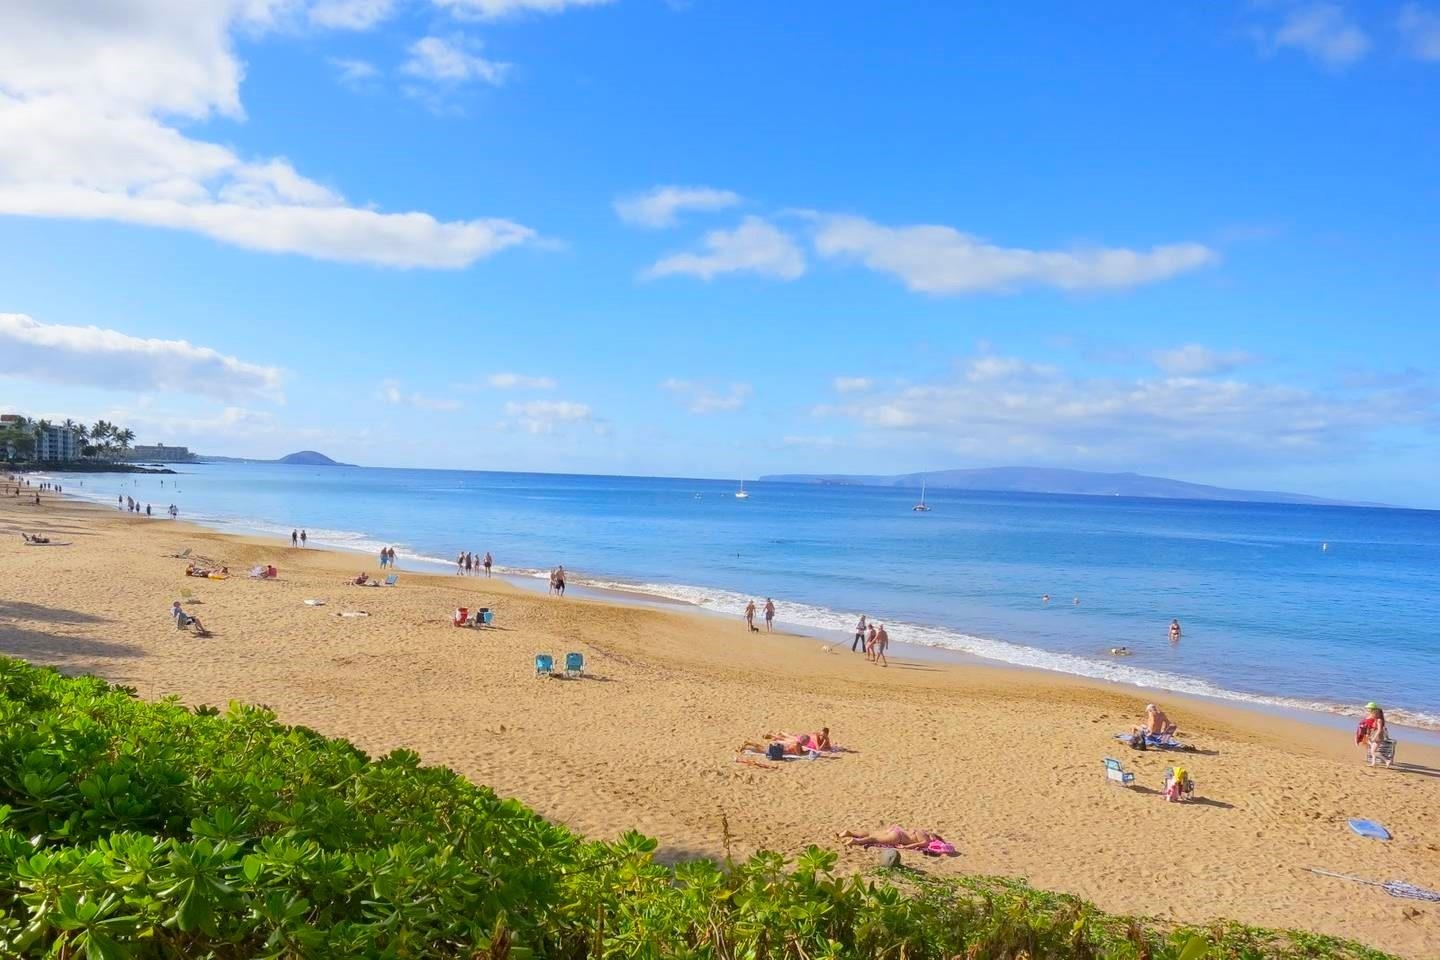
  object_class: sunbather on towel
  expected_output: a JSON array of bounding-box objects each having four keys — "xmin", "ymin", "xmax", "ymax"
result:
[
  {"xmin": 839, "ymin": 827, "xmax": 954, "ymax": 855},
  {"xmin": 739, "ymin": 739, "xmax": 809, "ymax": 756},
  {"xmin": 1133, "ymin": 703, "xmax": 1178, "ymax": 738},
  {"xmin": 761, "ymin": 728, "xmax": 832, "ymax": 751},
  {"xmin": 350, "ymin": 572, "xmax": 369, "ymax": 585}
]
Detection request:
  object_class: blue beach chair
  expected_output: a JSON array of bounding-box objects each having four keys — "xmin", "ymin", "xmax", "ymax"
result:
[
  {"xmin": 479, "ymin": 609, "xmax": 493, "ymax": 626},
  {"xmin": 535, "ymin": 654, "xmax": 554, "ymax": 678},
  {"xmin": 383, "ymin": 574, "xmax": 399, "ymax": 587},
  {"xmin": 1103, "ymin": 757, "xmax": 1135, "ymax": 787},
  {"xmin": 564, "ymin": 652, "xmax": 584, "ymax": 678}
]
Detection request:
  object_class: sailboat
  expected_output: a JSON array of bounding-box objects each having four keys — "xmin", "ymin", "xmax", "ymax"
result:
[
  {"xmin": 735, "ymin": 479, "xmax": 750, "ymax": 500},
  {"xmin": 912, "ymin": 479, "xmax": 931, "ymax": 512}
]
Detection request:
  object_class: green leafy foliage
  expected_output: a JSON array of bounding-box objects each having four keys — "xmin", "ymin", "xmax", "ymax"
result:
[{"xmin": 0, "ymin": 657, "xmax": 1398, "ymax": 958}]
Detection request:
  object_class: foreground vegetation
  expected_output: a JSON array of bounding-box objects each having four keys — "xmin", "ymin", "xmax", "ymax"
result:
[{"xmin": 0, "ymin": 657, "xmax": 1395, "ymax": 959}]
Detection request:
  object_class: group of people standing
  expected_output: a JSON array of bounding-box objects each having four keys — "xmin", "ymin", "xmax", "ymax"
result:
[
  {"xmin": 378, "ymin": 546, "xmax": 398, "ymax": 568},
  {"xmin": 290, "ymin": 529, "xmax": 307, "ymax": 547},
  {"xmin": 549, "ymin": 565, "xmax": 565, "ymax": 595},
  {"xmin": 455, "ymin": 550, "xmax": 494, "ymax": 577},
  {"xmin": 118, "ymin": 494, "xmax": 175, "ymax": 518},
  {"xmin": 852, "ymin": 615, "xmax": 890, "ymax": 666},
  {"xmin": 742, "ymin": 598, "xmax": 776, "ymax": 632}
]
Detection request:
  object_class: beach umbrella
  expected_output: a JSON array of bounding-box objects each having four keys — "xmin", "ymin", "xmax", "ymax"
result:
[{"xmin": 1307, "ymin": 868, "xmax": 1440, "ymax": 902}]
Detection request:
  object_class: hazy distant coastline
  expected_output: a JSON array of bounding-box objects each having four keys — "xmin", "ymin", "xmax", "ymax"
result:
[{"xmin": 760, "ymin": 466, "xmax": 1378, "ymax": 508}]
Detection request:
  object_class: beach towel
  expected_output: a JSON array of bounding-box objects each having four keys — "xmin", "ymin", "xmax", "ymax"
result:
[
  {"xmin": 1115, "ymin": 732, "xmax": 1193, "ymax": 751},
  {"xmin": 303, "ymin": 599, "xmax": 326, "ymax": 606},
  {"xmin": 338, "ymin": 611, "xmax": 369, "ymax": 618},
  {"xmin": 740, "ymin": 748, "xmax": 822, "ymax": 762}
]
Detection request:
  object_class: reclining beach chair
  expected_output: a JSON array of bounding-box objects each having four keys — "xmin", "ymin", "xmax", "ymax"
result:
[
  {"xmin": 479, "ymin": 609, "xmax": 493, "ymax": 626},
  {"xmin": 1103, "ymin": 757, "xmax": 1135, "ymax": 787},
  {"xmin": 453, "ymin": 607, "xmax": 469, "ymax": 627},
  {"xmin": 564, "ymin": 652, "xmax": 584, "ymax": 679},
  {"xmin": 534, "ymin": 654, "xmax": 554, "ymax": 678},
  {"xmin": 383, "ymin": 574, "xmax": 399, "ymax": 587}
]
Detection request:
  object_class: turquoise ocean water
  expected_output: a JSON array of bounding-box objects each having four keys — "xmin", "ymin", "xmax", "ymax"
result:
[{"xmin": 47, "ymin": 463, "xmax": 1440, "ymax": 729}]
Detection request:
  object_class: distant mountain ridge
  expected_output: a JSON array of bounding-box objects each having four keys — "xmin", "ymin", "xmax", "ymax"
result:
[
  {"xmin": 759, "ymin": 466, "xmax": 1371, "ymax": 507},
  {"xmin": 197, "ymin": 450, "xmax": 353, "ymax": 467}
]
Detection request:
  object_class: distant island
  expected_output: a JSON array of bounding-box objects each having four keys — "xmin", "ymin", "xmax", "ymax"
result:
[
  {"xmin": 197, "ymin": 450, "xmax": 354, "ymax": 467},
  {"xmin": 759, "ymin": 466, "xmax": 1370, "ymax": 507}
]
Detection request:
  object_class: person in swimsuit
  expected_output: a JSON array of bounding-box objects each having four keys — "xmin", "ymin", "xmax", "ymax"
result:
[
  {"xmin": 1356, "ymin": 702, "xmax": 1393, "ymax": 767},
  {"xmin": 1133, "ymin": 703, "xmax": 1178, "ymax": 738},
  {"xmin": 464, "ymin": 552, "xmax": 473, "ymax": 575},
  {"xmin": 873, "ymin": 624, "xmax": 889, "ymax": 666},
  {"xmin": 552, "ymin": 565, "xmax": 566, "ymax": 596},
  {"xmin": 865, "ymin": 623, "xmax": 878, "ymax": 660},
  {"xmin": 483, "ymin": 551, "xmax": 492, "ymax": 577},
  {"xmin": 838, "ymin": 827, "xmax": 939, "ymax": 849},
  {"xmin": 744, "ymin": 600, "xmax": 756, "ymax": 630},
  {"xmin": 760, "ymin": 728, "xmax": 831, "ymax": 751},
  {"xmin": 763, "ymin": 598, "xmax": 775, "ymax": 631},
  {"xmin": 292, "ymin": 530, "xmax": 298, "ymax": 547},
  {"xmin": 1169, "ymin": 619, "xmax": 1182, "ymax": 642},
  {"xmin": 300, "ymin": 530, "xmax": 307, "ymax": 547}
]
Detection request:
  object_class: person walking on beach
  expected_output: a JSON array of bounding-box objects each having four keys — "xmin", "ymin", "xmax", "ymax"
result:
[
  {"xmin": 300, "ymin": 529, "xmax": 307, "ymax": 548},
  {"xmin": 865, "ymin": 623, "xmax": 878, "ymax": 660},
  {"xmin": 552, "ymin": 565, "xmax": 566, "ymax": 596},
  {"xmin": 1169, "ymin": 619, "xmax": 1182, "ymax": 643},
  {"xmin": 378, "ymin": 547, "xmax": 388, "ymax": 569},
  {"xmin": 386, "ymin": 547, "xmax": 396, "ymax": 568},
  {"xmin": 292, "ymin": 530, "xmax": 298, "ymax": 547},
  {"xmin": 873, "ymin": 624, "xmax": 889, "ymax": 666},
  {"xmin": 483, "ymin": 551, "xmax": 492, "ymax": 577},
  {"xmin": 464, "ymin": 551, "xmax": 473, "ymax": 575},
  {"xmin": 456, "ymin": 552, "xmax": 465, "ymax": 575},
  {"xmin": 744, "ymin": 600, "xmax": 757, "ymax": 631},
  {"xmin": 763, "ymin": 598, "xmax": 775, "ymax": 632},
  {"xmin": 852, "ymin": 614, "xmax": 868, "ymax": 653}
]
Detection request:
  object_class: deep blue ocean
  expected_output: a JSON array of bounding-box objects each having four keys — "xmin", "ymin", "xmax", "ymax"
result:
[{"xmin": 48, "ymin": 463, "xmax": 1440, "ymax": 728}]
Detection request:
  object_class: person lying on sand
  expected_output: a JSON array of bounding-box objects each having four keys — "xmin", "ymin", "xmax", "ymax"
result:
[
  {"xmin": 1134, "ymin": 703, "xmax": 1178, "ymax": 738},
  {"xmin": 171, "ymin": 601, "xmax": 209, "ymax": 636},
  {"xmin": 349, "ymin": 572, "xmax": 370, "ymax": 585},
  {"xmin": 738, "ymin": 738, "xmax": 810, "ymax": 756},
  {"xmin": 839, "ymin": 827, "xmax": 940, "ymax": 849},
  {"xmin": 761, "ymin": 728, "xmax": 832, "ymax": 751},
  {"xmin": 22, "ymin": 533, "xmax": 50, "ymax": 544}
]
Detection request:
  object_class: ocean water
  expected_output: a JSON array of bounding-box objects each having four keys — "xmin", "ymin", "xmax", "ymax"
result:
[{"xmin": 48, "ymin": 463, "xmax": 1440, "ymax": 728}]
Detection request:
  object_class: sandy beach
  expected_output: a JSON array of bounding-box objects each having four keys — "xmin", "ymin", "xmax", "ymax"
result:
[{"xmin": 2, "ymin": 490, "xmax": 1437, "ymax": 957}]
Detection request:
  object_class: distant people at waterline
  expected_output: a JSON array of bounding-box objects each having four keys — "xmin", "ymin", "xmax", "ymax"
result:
[
  {"xmin": 483, "ymin": 551, "xmax": 492, "ymax": 577},
  {"xmin": 550, "ymin": 565, "xmax": 566, "ymax": 596},
  {"xmin": 763, "ymin": 598, "xmax": 775, "ymax": 632},
  {"xmin": 292, "ymin": 529, "xmax": 298, "ymax": 547},
  {"xmin": 852, "ymin": 614, "xmax": 868, "ymax": 652},
  {"xmin": 300, "ymin": 529, "xmax": 307, "ymax": 547},
  {"xmin": 743, "ymin": 600, "xmax": 757, "ymax": 632}
]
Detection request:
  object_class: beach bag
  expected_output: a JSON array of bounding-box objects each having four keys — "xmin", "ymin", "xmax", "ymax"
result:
[{"xmin": 766, "ymin": 743, "xmax": 785, "ymax": 761}]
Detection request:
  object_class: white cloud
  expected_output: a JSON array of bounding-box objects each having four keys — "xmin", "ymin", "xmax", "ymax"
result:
[
  {"xmin": 310, "ymin": 0, "xmax": 399, "ymax": 30},
  {"xmin": 0, "ymin": 1, "xmax": 536, "ymax": 268},
  {"xmin": 487, "ymin": 372, "xmax": 557, "ymax": 390},
  {"xmin": 1151, "ymin": 344, "xmax": 1257, "ymax": 377},
  {"xmin": 0, "ymin": 313, "xmax": 283, "ymax": 403},
  {"xmin": 402, "ymin": 35, "xmax": 510, "ymax": 85},
  {"xmin": 378, "ymin": 379, "xmax": 463, "ymax": 411},
  {"xmin": 813, "ymin": 351, "xmax": 1437, "ymax": 467},
  {"xmin": 660, "ymin": 379, "xmax": 752, "ymax": 413},
  {"xmin": 502, "ymin": 399, "xmax": 596, "ymax": 433},
  {"xmin": 644, "ymin": 216, "xmax": 806, "ymax": 281},
  {"xmin": 329, "ymin": 57, "xmax": 381, "ymax": 89},
  {"xmin": 833, "ymin": 376, "xmax": 873, "ymax": 393},
  {"xmin": 431, "ymin": 0, "xmax": 616, "ymax": 19},
  {"xmin": 1399, "ymin": 4, "xmax": 1440, "ymax": 60},
  {"xmin": 613, "ymin": 185, "xmax": 742, "ymax": 228},
  {"xmin": 812, "ymin": 215, "xmax": 1217, "ymax": 295},
  {"xmin": 1268, "ymin": 4, "xmax": 1371, "ymax": 67}
]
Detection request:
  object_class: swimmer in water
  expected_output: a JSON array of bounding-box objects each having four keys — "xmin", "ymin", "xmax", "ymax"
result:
[
  {"xmin": 1110, "ymin": 646, "xmax": 1131, "ymax": 656},
  {"xmin": 1041, "ymin": 594, "xmax": 1051, "ymax": 603}
]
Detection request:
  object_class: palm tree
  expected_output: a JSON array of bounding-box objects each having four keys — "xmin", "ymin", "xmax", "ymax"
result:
[{"xmin": 117, "ymin": 428, "xmax": 135, "ymax": 451}]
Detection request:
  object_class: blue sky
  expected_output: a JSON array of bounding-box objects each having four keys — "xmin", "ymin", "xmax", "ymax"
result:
[{"xmin": 1, "ymin": 1, "xmax": 1437, "ymax": 505}]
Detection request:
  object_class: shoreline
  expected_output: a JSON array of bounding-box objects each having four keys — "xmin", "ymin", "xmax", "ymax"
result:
[
  {"xmin": 3, "ymin": 491, "xmax": 1440, "ymax": 956},
  {"xmin": 37, "ymin": 472, "xmax": 1440, "ymax": 737}
]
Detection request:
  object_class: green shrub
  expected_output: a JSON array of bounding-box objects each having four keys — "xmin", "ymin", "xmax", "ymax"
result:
[{"xmin": 0, "ymin": 657, "xmax": 1396, "ymax": 959}]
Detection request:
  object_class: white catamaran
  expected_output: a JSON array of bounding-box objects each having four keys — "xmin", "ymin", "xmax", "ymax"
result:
[{"xmin": 913, "ymin": 479, "xmax": 931, "ymax": 512}]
